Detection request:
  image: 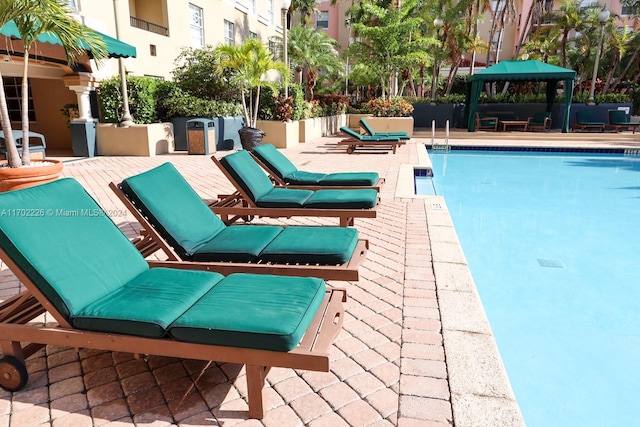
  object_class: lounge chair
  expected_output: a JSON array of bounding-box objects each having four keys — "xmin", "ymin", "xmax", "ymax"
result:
[
  {"xmin": 475, "ymin": 112, "xmax": 498, "ymax": 131},
  {"xmin": 250, "ymin": 143, "xmax": 384, "ymax": 190},
  {"xmin": 573, "ymin": 110, "xmax": 605, "ymax": 132},
  {"xmin": 607, "ymin": 109, "xmax": 640, "ymax": 134},
  {"xmin": 338, "ymin": 127, "xmax": 404, "ymax": 154},
  {"xmin": 110, "ymin": 162, "xmax": 368, "ymax": 281},
  {"xmin": 0, "ymin": 178, "xmax": 345, "ymax": 419},
  {"xmin": 210, "ymin": 150, "xmax": 379, "ymax": 226},
  {"xmin": 359, "ymin": 118, "xmax": 411, "ymax": 140},
  {"xmin": 526, "ymin": 111, "xmax": 552, "ymax": 132}
]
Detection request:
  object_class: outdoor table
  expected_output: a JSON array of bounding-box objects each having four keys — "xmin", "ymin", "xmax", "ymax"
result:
[{"xmin": 500, "ymin": 120, "xmax": 529, "ymax": 132}]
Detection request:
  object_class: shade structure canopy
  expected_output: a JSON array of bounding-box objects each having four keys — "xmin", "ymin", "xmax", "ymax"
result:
[
  {"xmin": 465, "ymin": 60, "xmax": 576, "ymax": 132},
  {"xmin": 0, "ymin": 20, "xmax": 137, "ymax": 58}
]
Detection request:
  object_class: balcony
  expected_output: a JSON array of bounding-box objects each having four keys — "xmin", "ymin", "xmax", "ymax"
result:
[{"xmin": 130, "ymin": 16, "xmax": 168, "ymax": 36}]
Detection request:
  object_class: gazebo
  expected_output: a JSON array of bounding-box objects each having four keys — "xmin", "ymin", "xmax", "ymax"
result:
[{"xmin": 465, "ymin": 60, "xmax": 577, "ymax": 132}]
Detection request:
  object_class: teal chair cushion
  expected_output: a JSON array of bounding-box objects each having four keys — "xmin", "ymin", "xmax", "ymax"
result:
[
  {"xmin": 286, "ymin": 171, "xmax": 327, "ymax": 185},
  {"xmin": 0, "ymin": 179, "xmax": 149, "ymax": 320},
  {"xmin": 256, "ymin": 187, "xmax": 314, "ymax": 208},
  {"xmin": 320, "ymin": 172, "xmax": 380, "ymax": 186},
  {"xmin": 168, "ymin": 273, "xmax": 326, "ymax": 352},
  {"xmin": 305, "ymin": 188, "xmax": 378, "ymax": 209},
  {"xmin": 576, "ymin": 110, "xmax": 604, "ymax": 125},
  {"xmin": 121, "ymin": 163, "xmax": 226, "ymax": 258},
  {"xmin": 530, "ymin": 112, "xmax": 551, "ymax": 126},
  {"xmin": 192, "ymin": 225, "xmax": 283, "ymax": 262},
  {"xmin": 219, "ymin": 150, "xmax": 275, "ymax": 201},
  {"xmin": 73, "ymin": 268, "xmax": 224, "ymax": 338},
  {"xmin": 261, "ymin": 226, "xmax": 359, "ymax": 264},
  {"xmin": 251, "ymin": 144, "xmax": 298, "ymax": 179}
]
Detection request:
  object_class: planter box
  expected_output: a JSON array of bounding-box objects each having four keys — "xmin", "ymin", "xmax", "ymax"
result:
[
  {"xmin": 347, "ymin": 114, "xmax": 372, "ymax": 129},
  {"xmin": 96, "ymin": 123, "xmax": 174, "ymax": 156},
  {"xmin": 256, "ymin": 120, "xmax": 300, "ymax": 149},
  {"xmin": 320, "ymin": 114, "xmax": 347, "ymax": 136},
  {"xmin": 362, "ymin": 117, "xmax": 414, "ymax": 136},
  {"xmin": 299, "ymin": 118, "xmax": 322, "ymax": 143}
]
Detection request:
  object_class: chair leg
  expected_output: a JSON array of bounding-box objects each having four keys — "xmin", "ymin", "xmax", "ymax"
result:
[{"xmin": 246, "ymin": 365, "xmax": 269, "ymax": 419}]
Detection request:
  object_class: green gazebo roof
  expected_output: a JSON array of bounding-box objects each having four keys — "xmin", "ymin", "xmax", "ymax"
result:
[{"xmin": 468, "ymin": 60, "xmax": 576, "ymax": 82}]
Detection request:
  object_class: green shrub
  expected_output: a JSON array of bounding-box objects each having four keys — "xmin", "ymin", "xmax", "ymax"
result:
[
  {"xmin": 161, "ymin": 95, "xmax": 243, "ymax": 118},
  {"xmin": 99, "ymin": 75, "xmax": 160, "ymax": 124},
  {"xmin": 314, "ymin": 94, "xmax": 349, "ymax": 116},
  {"xmin": 367, "ymin": 96, "xmax": 414, "ymax": 117}
]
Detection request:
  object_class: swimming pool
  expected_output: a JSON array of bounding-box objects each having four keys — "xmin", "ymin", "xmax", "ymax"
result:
[{"xmin": 427, "ymin": 149, "xmax": 640, "ymax": 427}]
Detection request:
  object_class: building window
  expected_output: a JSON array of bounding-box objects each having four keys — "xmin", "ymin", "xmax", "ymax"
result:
[
  {"xmin": 224, "ymin": 20, "xmax": 235, "ymax": 45},
  {"xmin": 249, "ymin": 31, "xmax": 258, "ymax": 39},
  {"xmin": 189, "ymin": 4, "xmax": 204, "ymax": 48},
  {"xmin": 3, "ymin": 77, "xmax": 35, "ymax": 123},
  {"xmin": 267, "ymin": 0, "xmax": 274, "ymax": 24},
  {"xmin": 66, "ymin": 0, "xmax": 78, "ymax": 10},
  {"xmin": 250, "ymin": 0, "xmax": 257, "ymax": 15},
  {"xmin": 268, "ymin": 39, "xmax": 280, "ymax": 58},
  {"xmin": 621, "ymin": 5, "xmax": 639, "ymax": 15},
  {"xmin": 150, "ymin": 44, "xmax": 157, "ymax": 56},
  {"xmin": 316, "ymin": 11, "xmax": 329, "ymax": 29}
]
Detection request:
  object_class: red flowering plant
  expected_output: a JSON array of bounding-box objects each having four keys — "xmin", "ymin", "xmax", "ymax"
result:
[
  {"xmin": 274, "ymin": 96, "xmax": 294, "ymax": 122},
  {"xmin": 367, "ymin": 96, "xmax": 414, "ymax": 117}
]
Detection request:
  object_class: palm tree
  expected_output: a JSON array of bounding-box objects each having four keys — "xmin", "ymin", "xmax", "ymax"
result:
[
  {"xmin": 287, "ymin": 24, "xmax": 344, "ymax": 100},
  {"xmin": 0, "ymin": 0, "xmax": 107, "ymax": 167},
  {"xmin": 215, "ymin": 38, "xmax": 288, "ymax": 129}
]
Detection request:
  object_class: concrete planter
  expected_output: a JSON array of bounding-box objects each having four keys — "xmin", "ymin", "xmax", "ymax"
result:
[
  {"xmin": 96, "ymin": 123, "xmax": 174, "ymax": 156},
  {"xmin": 256, "ymin": 120, "xmax": 300, "ymax": 149},
  {"xmin": 299, "ymin": 118, "xmax": 322, "ymax": 143},
  {"xmin": 347, "ymin": 114, "xmax": 372, "ymax": 129},
  {"xmin": 319, "ymin": 114, "xmax": 347, "ymax": 136},
  {"xmin": 364, "ymin": 117, "xmax": 414, "ymax": 136}
]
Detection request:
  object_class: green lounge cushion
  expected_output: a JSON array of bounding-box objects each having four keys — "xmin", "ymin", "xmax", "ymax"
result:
[
  {"xmin": 305, "ymin": 188, "xmax": 378, "ymax": 209},
  {"xmin": 219, "ymin": 150, "xmax": 274, "ymax": 201},
  {"xmin": 121, "ymin": 163, "xmax": 226, "ymax": 258},
  {"xmin": 609, "ymin": 110, "xmax": 640, "ymax": 125},
  {"xmin": 359, "ymin": 119, "xmax": 410, "ymax": 139},
  {"xmin": 191, "ymin": 225, "xmax": 283, "ymax": 262},
  {"xmin": 340, "ymin": 127, "xmax": 401, "ymax": 142},
  {"xmin": 256, "ymin": 187, "xmax": 314, "ymax": 208},
  {"xmin": 73, "ymin": 268, "xmax": 224, "ymax": 338},
  {"xmin": 251, "ymin": 144, "xmax": 298, "ymax": 179},
  {"xmin": 576, "ymin": 111, "xmax": 604, "ymax": 126},
  {"xmin": 286, "ymin": 170, "xmax": 327, "ymax": 185},
  {"xmin": 260, "ymin": 226, "xmax": 358, "ymax": 264},
  {"xmin": 169, "ymin": 273, "xmax": 326, "ymax": 352},
  {"xmin": 319, "ymin": 172, "xmax": 379, "ymax": 186},
  {"xmin": 0, "ymin": 178, "xmax": 149, "ymax": 320}
]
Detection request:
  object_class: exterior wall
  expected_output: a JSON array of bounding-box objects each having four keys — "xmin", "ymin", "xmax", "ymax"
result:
[{"xmin": 29, "ymin": 79, "xmax": 77, "ymax": 151}]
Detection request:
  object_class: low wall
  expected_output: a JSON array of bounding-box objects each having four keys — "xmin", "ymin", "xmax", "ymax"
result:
[{"xmin": 96, "ymin": 123, "xmax": 174, "ymax": 156}]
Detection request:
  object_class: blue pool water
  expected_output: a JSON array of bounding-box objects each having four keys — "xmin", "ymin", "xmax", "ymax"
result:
[{"xmin": 427, "ymin": 150, "xmax": 640, "ymax": 427}]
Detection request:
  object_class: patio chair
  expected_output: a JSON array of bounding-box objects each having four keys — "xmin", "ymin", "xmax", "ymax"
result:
[
  {"xmin": 251, "ymin": 143, "xmax": 384, "ymax": 190},
  {"xmin": 338, "ymin": 127, "xmax": 404, "ymax": 154},
  {"xmin": 0, "ymin": 130, "xmax": 47, "ymax": 159},
  {"xmin": 0, "ymin": 178, "xmax": 345, "ymax": 419},
  {"xmin": 475, "ymin": 112, "xmax": 499, "ymax": 131},
  {"xmin": 359, "ymin": 118, "xmax": 411, "ymax": 140},
  {"xmin": 526, "ymin": 111, "xmax": 552, "ymax": 132},
  {"xmin": 607, "ymin": 109, "xmax": 640, "ymax": 134},
  {"xmin": 573, "ymin": 110, "xmax": 605, "ymax": 132},
  {"xmin": 110, "ymin": 162, "xmax": 368, "ymax": 281},
  {"xmin": 210, "ymin": 150, "xmax": 379, "ymax": 226}
]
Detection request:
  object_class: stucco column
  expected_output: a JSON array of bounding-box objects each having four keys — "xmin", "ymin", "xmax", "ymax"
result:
[{"xmin": 68, "ymin": 85, "xmax": 94, "ymax": 121}]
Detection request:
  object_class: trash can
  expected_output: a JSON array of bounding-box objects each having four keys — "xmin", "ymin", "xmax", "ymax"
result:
[{"xmin": 186, "ymin": 118, "xmax": 216, "ymax": 155}]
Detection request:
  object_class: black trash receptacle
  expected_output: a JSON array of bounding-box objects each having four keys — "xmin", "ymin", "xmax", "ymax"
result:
[{"xmin": 186, "ymin": 118, "xmax": 216, "ymax": 155}]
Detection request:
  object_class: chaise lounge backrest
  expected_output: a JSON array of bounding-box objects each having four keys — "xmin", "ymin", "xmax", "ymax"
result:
[
  {"xmin": 120, "ymin": 163, "xmax": 227, "ymax": 258},
  {"xmin": 0, "ymin": 179, "xmax": 149, "ymax": 321},
  {"xmin": 251, "ymin": 144, "xmax": 298, "ymax": 180},
  {"xmin": 609, "ymin": 109, "xmax": 629, "ymax": 125},
  {"xmin": 218, "ymin": 150, "xmax": 276, "ymax": 201}
]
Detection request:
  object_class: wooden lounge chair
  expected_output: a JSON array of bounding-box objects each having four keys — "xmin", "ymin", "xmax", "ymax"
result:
[
  {"xmin": 250, "ymin": 143, "xmax": 384, "ymax": 190},
  {"xmin": 475, "ymin": 112, "xmax": 498, "ymax": 131},
  {"xmin": 573, "ymin": 110, "xmax": 605, "ymax": 132},
  {"xmin": 210, "ymin": 150, "xmax": 379, "ymax": 227},
  {"xmin": 338, "ymin": 127, "xmax": 404, "ymax": 154},
  {"xmin": 0, "ymin": 178, "xmax": 346, "ymax": 419},
  {"xmin": 527, "ymin": 111, "xmax": 552, "ymax": 132},
  {"xmin": 110, "ymin": 162, "xmax": 368, "ymax": 281},
  {"xmin": 607, "ymin": 109, "xmax": 640, "ymax": 134},
  {"xmin": 359, "ymin": 118, "xmax": 411, "ymax": 140}
]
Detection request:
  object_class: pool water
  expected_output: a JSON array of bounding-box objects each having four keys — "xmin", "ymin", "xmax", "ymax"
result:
[{"xmin": 427, "ymin": 150, "xmax": 640, "ymax": 427}]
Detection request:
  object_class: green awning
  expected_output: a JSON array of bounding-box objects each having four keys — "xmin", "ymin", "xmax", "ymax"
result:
[{"xmin": 0, "ymin": 20, "xmax": 136, "ymax": 58}]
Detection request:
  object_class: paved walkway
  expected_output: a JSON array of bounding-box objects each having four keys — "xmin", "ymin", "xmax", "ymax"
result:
[{"xmin": 0, "ymin": 132, "xmax": 637, "ymax": 427}]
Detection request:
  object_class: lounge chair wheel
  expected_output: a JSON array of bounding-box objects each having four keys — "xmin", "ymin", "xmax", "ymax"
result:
[
  {"xmin": 346, "ymin": 146, "xmax": 355, "ymax": 154},
  {"xmin": 0, "ymin": 356, "xmax": 28, "ymax": 392}
]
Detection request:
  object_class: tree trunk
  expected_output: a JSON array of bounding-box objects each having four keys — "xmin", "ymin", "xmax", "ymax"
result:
[
  {"xmin": 21, "ymin": 49, "xmax": 31, "ymax": 165},
  {"xmin": 0, "ymin": 72, "xmax": 21, "ymax": 167},
  {"xmin": 611, "ymin": 50, "xmax": 639, "ymax": 92}
]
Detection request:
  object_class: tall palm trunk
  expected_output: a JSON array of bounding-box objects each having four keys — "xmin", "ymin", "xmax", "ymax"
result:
[
  {"xmin": 0, "ymin": 72, "xmax": 20, "ymax": 167},
  {"xmin": 21, "ymin": 49, "xmax": 31, "ymax": 165}
]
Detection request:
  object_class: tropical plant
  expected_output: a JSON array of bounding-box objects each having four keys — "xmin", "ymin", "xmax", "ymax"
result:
[
  {"xmin": 287, "ymin": 24, "xmax": 344, "ymax": 101},
  {"xmin": 214, "ymin": 38, "xmax": 289, "ymax": 129},
  {"xmin": 367, "ymin": 96, "xmax": 414, "ymax": 117},
  {"xmin": 0, "ymin": 0, "xmax": 107, "ymax": 167}
]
